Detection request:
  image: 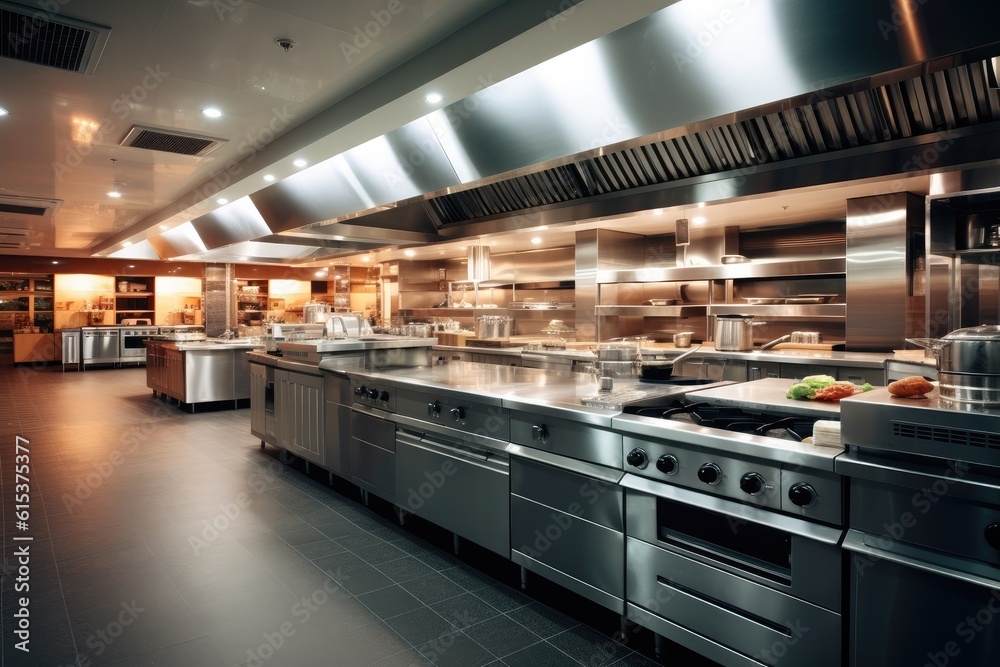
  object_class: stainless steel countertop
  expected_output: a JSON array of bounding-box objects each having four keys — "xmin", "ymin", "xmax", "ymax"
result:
[{"xmin": 174, "ymin": 340, "xmax": 262, "ymax": 351}]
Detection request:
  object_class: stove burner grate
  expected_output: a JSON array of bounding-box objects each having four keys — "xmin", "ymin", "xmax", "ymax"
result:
[{"xmin": 626, "ymin": 401, "xmax": 818, "ymax": 442}]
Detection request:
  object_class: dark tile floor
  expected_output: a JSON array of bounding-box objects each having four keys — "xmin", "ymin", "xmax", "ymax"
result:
[{"xmin": 0, "ymin": 364, "xmax": 714, "ymax": 667}]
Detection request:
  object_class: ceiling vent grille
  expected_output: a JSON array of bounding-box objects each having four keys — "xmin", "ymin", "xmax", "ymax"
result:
[
  {"xmin": 0, "ymin": 195, "xmax": 63, "ymax": 216},
  {"xmin": 120, "ymin": 125, "xmax": 227, "ymax": 157},
  {"xmin": 0, "ymin": 227, "xmax": 33, "ymax": 237},
  {"xmin": 0, "ymin": 1, "xmax": 110, "ymax": 75}
]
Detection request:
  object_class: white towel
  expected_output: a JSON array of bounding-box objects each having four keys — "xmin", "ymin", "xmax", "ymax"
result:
[{"xmin": 811, "ymin": 420, "xmax": 842, "ymax": 448}]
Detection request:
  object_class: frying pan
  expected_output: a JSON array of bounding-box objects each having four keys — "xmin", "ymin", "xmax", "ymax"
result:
[{"xmin": 639, "ymin": 345, "xmax": 702, "ymax": 380}]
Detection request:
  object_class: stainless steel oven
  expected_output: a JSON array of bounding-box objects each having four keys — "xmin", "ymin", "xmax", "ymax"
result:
[
  {"xmin": 119, "ymin": 326, "xmax": 158, "ymax": 364},
  {"xmin": 839, "ymin": 388, "xmax": 1000, "ymax": 667},
  {"xmin": 82, "ymin": 327, "xmax": 119, "ymax": 368},
  {"xmin": 614, "ymin": 408, "xmax": 846, "ymax": 667}
]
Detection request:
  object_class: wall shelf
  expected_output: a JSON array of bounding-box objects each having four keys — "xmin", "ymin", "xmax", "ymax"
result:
[
  {"xmin": 709, "ymin": 304, "xmax": 847, "ymax": 318},
  {"xmin": 595, "ymin": 305, "xmax": 708, "ymax": 317},
  {"xmin": 597, "ymin": 257, "xmax": 846, "ymax": 283}
]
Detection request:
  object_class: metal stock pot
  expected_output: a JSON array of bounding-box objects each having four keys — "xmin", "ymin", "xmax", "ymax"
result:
[
  {"xmin": 907, "ymin": 325, "xmax": 1000, "ymax": 404},
  {"xmin": 714, "ymin": 314, "xmax": 761, "ymax": 351}
]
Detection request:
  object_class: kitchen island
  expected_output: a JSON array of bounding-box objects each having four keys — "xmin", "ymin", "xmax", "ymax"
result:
[{"xmin": 145, "ymin": 338, "xmax": 261, "ymax": 410}]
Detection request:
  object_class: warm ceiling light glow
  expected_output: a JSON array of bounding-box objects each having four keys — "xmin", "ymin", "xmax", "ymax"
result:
[
  {"xmin": 107, "ymin": 190, "xmax": 122, "ymax": 198},
  {"xmin": 293, "ymin": 158, "xmax": 307, "ymax": 168},
  {"xmin": 52, "ymin": 260, "xmax": 59, "ymax": 264},
  {"xmin": 315, "ymin": 271, "xmax": 325, "ymax": 277},
  {"xmin": 71, "ymin": 118, "xmax": 99, "ymax": 143},
  {"xmin": 159, "ymin": 224, "xmax": 169, "ymax": 230},
  {"xmin": 404, "ymin": 249, "xmax": 416, "ymax": 257},
  {"xmin": 202, "ymin": 108, "xmax": 222, "ymax": 118},
  {"xmin": 362, "ymin": 256, "xmax": 371, "ymax": 262},
  {"xmin": 653, "ymin": 209, "xmax": 663, "ymax": 216},
  {"xmin": 697, "ymin": 202, "xmax": 706, "ymax": 208},
  {"xmin": 128, "ymin": 265, "xmax": 135, "ymax": 268},
  {"xmin": 537, "ymin": 226, "xmax": 549, "ymax": 231},
  {"xmin": 0, "ymin": 106, "xmax": 8, "ymax": 116},
  {"xmin": 122, "ymin": 241, "xmax": 132, "ymax": 247},
  {"xmin": 263, "ymin": 174, "xmax": 275, "ymax": 182},
  {"xmin": 531, "ymin": 237, "xmax": 542, "ymax": 245},
  {"xmin": 216, "ymin": 198, "xmax": 228, "ymax": 205},
  {"xmin": 424, "ymin": 92, "xmax": 443, "ymax": 104},
  {"xmin": 692, "ymin": 216, "xmax": 707, "ymax": 225}
]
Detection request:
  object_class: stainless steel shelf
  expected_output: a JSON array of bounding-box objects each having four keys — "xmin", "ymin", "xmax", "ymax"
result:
[
  {"xmin": 400, "ymin": 308, "xmax": 508, "ymax": 316},
  {"xmin": 595, "ymin": 305, "xmax": 708, "ymax": 317},
  {"xmin": 596, "ymin": 257, "xmax": 846, "ymax": 283},
  {"xmin": 709, "ymin": 304, "xmax": 846, "ymax": 318}
]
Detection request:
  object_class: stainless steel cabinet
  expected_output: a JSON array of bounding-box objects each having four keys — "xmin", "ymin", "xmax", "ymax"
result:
[
  {"xmin": 61, "ymin": 330, "xmax": 80, "ymax": 370},
  {"xmin": 250, "ymin": 363, "xmax": 276, "ymax": 446},
  {"xmin": 275, "ymin": 369, "xmax": 324, "ymax": 466}
]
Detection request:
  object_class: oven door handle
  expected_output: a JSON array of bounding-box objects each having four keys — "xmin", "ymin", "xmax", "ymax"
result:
[
  {"xmin": 397, "ymin": 429, "xmax": 507, "ymax": 472},
  {"xmin": 507, "ymin": 443, "xmax": 623, "ymax": 483},
  {"xmin": 836, "ymin": 451, "xmax": 996, "ymax": 505},
  {"xmin": 620, "ymin": 473, "xmax": 844, "ymax": 545},
  {"xmin": 843, "ymin": 529, "xmax": 1000, "ymax": 589}
]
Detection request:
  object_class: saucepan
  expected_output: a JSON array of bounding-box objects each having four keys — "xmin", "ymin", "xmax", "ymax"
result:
[{"xmin": 907, "ymin": 325, "xmax": 1000, "ymax": 404}]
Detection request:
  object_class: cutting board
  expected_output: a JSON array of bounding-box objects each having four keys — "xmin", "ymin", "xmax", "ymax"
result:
[{"xmin": 684, "ymin": 378, "xmax": 845, "ymax": 417}]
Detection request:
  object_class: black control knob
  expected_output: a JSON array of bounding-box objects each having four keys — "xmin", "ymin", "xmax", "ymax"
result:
[
  {"xmin": 379, "ymin": 391, "xmax": 390, "ymax": 402},
  {"xmin": 366, "ymin": 388, "xmax": 379, "ymax": 400},
  {"xmin": 627, "ymin": 448, "xmax": 649, "ymax": 469},
  {"xmin": 697, "ymin": 463, "xmax": 722, "ymax": 485},
  {"xmin": 740, "ymin": 472, "xmax": 766, "ymax": 496},
  {"xmin": 451, "ymin": 406, "xmax": 466, "ymax": 422},
  {"xmin": 531, "ymin": 424, "xmax": 548, "ymax": 441},
  {"xmin": 788, "ymin": 482, "xmax": 817, "ymax": 508},
  {"xmin": 427, "ymin": 401, "xmax": 441, "ymax": 417},
  {"xmin": 656, "ymin": 454, "xmax": 678, "ymax": 475},
  {"xmin": 985, "ymin": 523, "xmax": 1000, "ymax": 551},
  {"xmin": 355, "ymin": 386, "xmax": 365, "ymax": 396}
]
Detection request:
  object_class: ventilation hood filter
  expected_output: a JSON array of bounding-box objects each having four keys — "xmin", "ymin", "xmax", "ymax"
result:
[
  {"xmin": 467, "ymin": 245, "xmax": 491, "ymax": 282},
  {"xmin": 120, "ymin": 125, "xmax": 227, "ymax": 157},
  {"xmin": 0, "ymin": 1, "xmax": 110, "ymax": 75}
]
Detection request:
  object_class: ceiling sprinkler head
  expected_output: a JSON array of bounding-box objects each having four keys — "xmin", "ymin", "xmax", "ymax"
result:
[{"xmin": 275, "ymin": 38, "xmax": 295, "ymax": 52}]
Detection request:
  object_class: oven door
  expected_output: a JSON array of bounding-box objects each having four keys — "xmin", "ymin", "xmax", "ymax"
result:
[
  {"xmin": 622, "ymin": 474, "xmax": 843, "ymax": 667},
  {"xmin": 121, "ymin": 332, "xmax": 150, "ymax": 359}
]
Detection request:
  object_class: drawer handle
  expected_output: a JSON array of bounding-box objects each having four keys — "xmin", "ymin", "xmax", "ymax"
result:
[
  {"xmin": 531, "ymin": 424, "xmax": 548, "ymax": 442},
  {"xmin": 986, "ymin": 522, "xmax": 1000, "ymax": 551}
]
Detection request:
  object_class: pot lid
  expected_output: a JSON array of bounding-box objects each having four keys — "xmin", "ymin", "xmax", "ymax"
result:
[{"xmin": 942, "ymin": 324, "xmax": 1000, "ymax": 341}]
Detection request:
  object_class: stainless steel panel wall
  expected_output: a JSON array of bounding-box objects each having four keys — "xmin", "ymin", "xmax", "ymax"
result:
[
  {"xmin": 575, "ymin": 229, "xmax": 598, "ymax": 343},
  {"xmin": 846, "ymin": 192, "xmax": 924, "ymax": 351}
]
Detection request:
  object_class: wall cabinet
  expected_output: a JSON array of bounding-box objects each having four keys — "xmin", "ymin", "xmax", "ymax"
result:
[{"xmin": 115, "ymin": 276, "xmax": 154, "ymax": 323}]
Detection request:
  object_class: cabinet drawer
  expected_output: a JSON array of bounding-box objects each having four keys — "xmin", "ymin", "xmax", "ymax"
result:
[
  {"xmin": 511, "ymin": 457, "xmax": 622, "ymax": 531},
  {"xmin": 510, "ymin": 411, "xmax": 622, "ymax": 468}
]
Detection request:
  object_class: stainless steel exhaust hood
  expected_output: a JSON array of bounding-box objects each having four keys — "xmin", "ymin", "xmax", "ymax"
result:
[{"xmin": 161, "ymin": 0, "xmax": 1000, "ymax": 262}]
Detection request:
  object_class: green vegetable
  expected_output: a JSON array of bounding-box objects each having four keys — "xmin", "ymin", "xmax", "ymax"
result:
[
  {"xmin": 786, "ymin": 383, "xmax": 816, "ymax": 400},
  {"xmin": 800, "ymin": 374, "xmax": 837, "ymax": 389},
  {"xmin": 861, "ymin": 383, "xmax": 873, "ymax": 392}
]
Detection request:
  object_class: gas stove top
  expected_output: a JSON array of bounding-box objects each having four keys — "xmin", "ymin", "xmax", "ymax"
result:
[{"xmin": 579, "ymin": 378, "xmax": 726, "ymax": 410}]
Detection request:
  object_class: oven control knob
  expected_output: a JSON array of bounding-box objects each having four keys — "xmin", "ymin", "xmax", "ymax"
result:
[
  {"xmin": 379, "ymin": 391, "xmax": 390, "ymax": 402},
  {"xmin": 427, "ymin": 401, "xmax": 441, "ymax": 418},
  {"xmin": 788, "ymin": 482, "xmax": 817, "ymax": 508},
  {"xmin": 740, "ymin": 472, "xmax": 766, "ymax": 496},
  {"xmin": 626, "ymin": 448, "xmax": 649, "ymax": 469},
  {"xmin": 656, "ymin": 454, "xmax": 678, "ymax": 475},
  {"xmin": 366, "ymin": 388, "xmax": 379, "ymax": 400},
  {"xmin": 985, "ymin": 523, "xmax": 1000, "ymax": 551},
  {"xmin": 697, "ymin": 463, "xmax": 722, "ymax": 485},
  {"xmin": 451, "ymin": 406, "xmax": 466, "ymax": 422},
  {"xmin": 531, "ymin": 424, "xmax": 549, "ymax": 442},
  {"xmin": 355, "ymin": 386, "xmax": 365, "ymax": 396}
]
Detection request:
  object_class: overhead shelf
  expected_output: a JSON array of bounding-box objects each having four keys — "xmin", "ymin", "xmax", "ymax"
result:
[
  {"xmin": 596, "ymin": 305, "xmax": 707, "ymax": 317},
  {"xmin": 709, "ymin": 304, "xmax": 846, "ymax": 318},
  {"xmin": 400, "ymin": 307, "xmax": 509, "ymax": 317},
  {"xmin": 596, "ymin": 257, "xmax": 846, "ymax": 283}
]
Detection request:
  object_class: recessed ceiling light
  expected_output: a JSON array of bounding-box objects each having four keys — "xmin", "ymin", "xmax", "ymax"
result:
[
  {"xmin": 0, "ymin": 106, "xmax": 8, "ymax": 116},
  {"xmin": 263, "ymin": 174, "xmax": 275, "ymax": 182},
  {"xmin": 692, "ymin": 216, "xmax": 707, "ymax": 225},
  {"xmin": 424, "ymin": 92, "xmax": 443, "ymax": 104},
  {"xmin": 128, "ymin": 264, "xmax": 135, "ymax": 268},
  {"xmin": 107, "ymin": 190, "xmax": 122, "ymax": 198},
  {"xmin": 293, "ymin": 158, "xmax": 307, "ymax": 168},
  {"xmin": 122, "ymin": 241, "xmax": 132, "ymax": 247},
  {"xmin": 202, "ymin": 108, "xmax": 222, "ymax": 118},
  {"xmin": 531, "ymin": 237, "xmax": 542, "ymax": 245},
  {"xmin": 216, "ymin": 198, "xmax": 228, "ymax": 205},
  {"xmin": 52, "ymin": 260, "xmax": 59, "ymax": 265},
  {"xmin": 362, "ymin": 256, "xmax": 371, "ymax": 262},
  {"xmin": 404, "ymin": 249, "xmax": 416, "ymax": 257}
]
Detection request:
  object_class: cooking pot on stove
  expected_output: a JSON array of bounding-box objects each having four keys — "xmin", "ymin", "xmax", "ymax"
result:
[
  {"xmin": 907, "ymin": 325, "xmax": 1000, "ymax": 404},
  {"xmin": 714, "ymin": 314, "xmax": 765, "ymax": 351}
]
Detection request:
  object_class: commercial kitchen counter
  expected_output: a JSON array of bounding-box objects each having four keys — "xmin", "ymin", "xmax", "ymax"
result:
[{"xmin": 145, "ymin": 339, "xmax": 262, "ymax": 409}]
